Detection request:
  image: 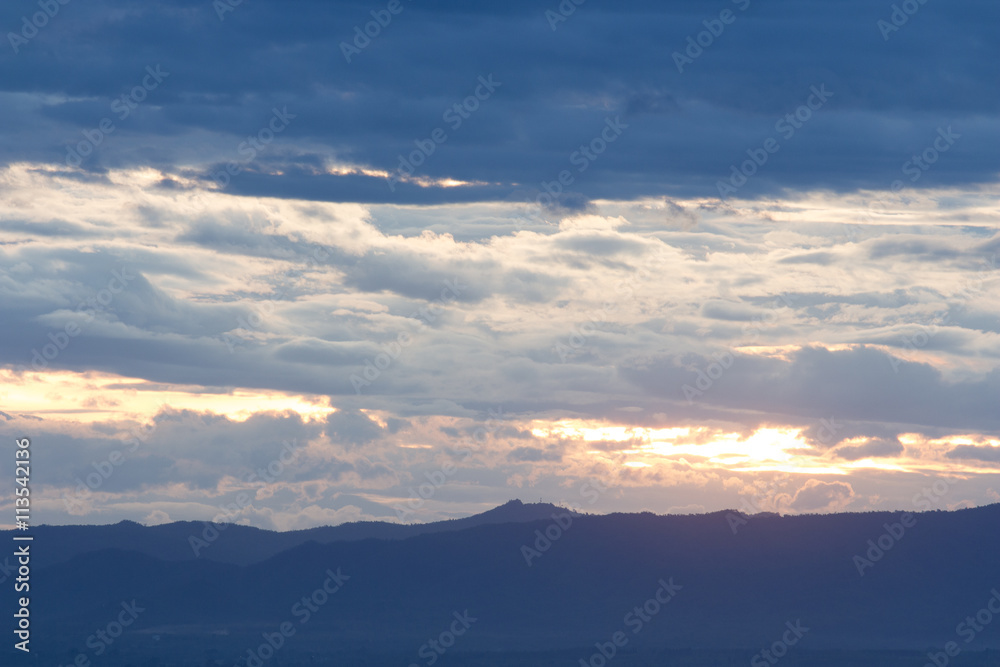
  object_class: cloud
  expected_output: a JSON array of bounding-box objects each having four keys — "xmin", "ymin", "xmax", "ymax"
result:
[
  {"xmin": 833, "ymin": 438, "xmax": 905, "ymax": 460},
  {"xmin": 143, "ymin": 509, "xmax": 172, "ymax": 525},
  {"xmin": 507, "ymin": 446, "xmax": 563, "ymax": 463},
  {"xmin": 789, "ymin": 480, "xmax": 855, "ymax": 512},
  {"xmin": 622, "ymin": 345, "xmax": 1000, "ymax": 438},
  {"xmin": 0, "ymin": 0, "xmax": 997, "ymax": 205},
  {"xmin": 779, "ymin": 252, "xmax": 836, "ymax": 266},
  {"xmin": 325, "ymin": 409, "xmax": 386, "ymax": 448},
  {"xmin": 1, "ymin": 0, "xmax": 999, "ymax": 529},
  {"xmin": 947, "ymin": 445, "xmax": 1000, "ymax": 462}
]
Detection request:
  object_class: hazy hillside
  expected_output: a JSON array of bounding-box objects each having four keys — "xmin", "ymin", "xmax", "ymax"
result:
[
  {"xmin": 6, "ymin": 502, "xmax": 999, "ymax": 666},
  {"xmin": 3, "ymin": 499, "xmax": 574, "ymax": 568}
]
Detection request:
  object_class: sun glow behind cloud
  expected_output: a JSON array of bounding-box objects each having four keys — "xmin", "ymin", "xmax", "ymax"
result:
[
  {"xmin": 10, "ymin": 364, "xmax": 995, "ymax": 485},
  {"xmin": 0, "ymin": 369, "xmax": 335, "ymax": 424},
  {"xmin": 1, "ymin": 160, "xmax": 998, "ymax": 526},
  {"xmin": 530, "ymin": 419, "xmax": 998, "ymax": 479}
]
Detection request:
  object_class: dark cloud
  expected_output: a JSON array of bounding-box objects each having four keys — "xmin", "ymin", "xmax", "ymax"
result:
[
  {"xmin": 325, "ymin": 409, "xmax": 386, "ymax": 447},
  {"xmin": 946, "ymin": 444, "xmax": 1000, "ymax": 462},
  {"xmin": 869, "ymin": 240, "xmax": 962, "ymax": 260},
  {"xmin": 0, "ymin": 409, "xmax": 324, "ymax": 494},
  {"xmin": 621, "ymin": 346, "xmax": 1000, "ymax": 437},
  {"xmin": 779, "ymin": 252, "xmax": 836, "ymax": 266},
  {"xmin": 834, "ymin": 437, "xmax": 905, "ymax": 460},
  {"xmin": 1, "ymin": 0, "xmax": 999, "ymax": 525},
  {"xmin": 700, "ymin": 300, "xmax": 763, "ymax": 322},
  {"xmin": 0, "ymin": 0, "xmax": 997, "ymax": 204}
]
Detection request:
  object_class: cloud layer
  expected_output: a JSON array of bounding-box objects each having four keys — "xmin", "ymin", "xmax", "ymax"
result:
[
  {"xmin": 0, "ymin": 0, "xmax": 998, "ymax": 527},
  {"xmin": 0, "ymin": 0, "xmax": 998, "ymax": 205}
]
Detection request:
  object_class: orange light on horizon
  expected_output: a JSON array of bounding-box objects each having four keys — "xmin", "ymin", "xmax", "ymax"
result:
[
  {"xmin": 526, "ymin": 418, "xmax": 999, "ymax": 478},
  {"xmin": 0, "ymin": 368, "xmax": 335, "ymax": 423}
]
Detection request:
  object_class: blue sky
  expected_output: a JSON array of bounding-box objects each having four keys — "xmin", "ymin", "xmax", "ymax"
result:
[{"xmin": 0, "ymin": 0, "xmax": 998, "ymax": 529}]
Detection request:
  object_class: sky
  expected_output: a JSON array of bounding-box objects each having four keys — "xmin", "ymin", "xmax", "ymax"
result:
[{"xmin": 0, "ymin": 0, "xmax": 998, "ymax": 530}]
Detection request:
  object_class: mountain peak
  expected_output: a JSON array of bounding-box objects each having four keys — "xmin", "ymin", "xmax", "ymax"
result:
[{"xmin": 477, "ymin": 498, "xmax": 578, "ymax": 522}]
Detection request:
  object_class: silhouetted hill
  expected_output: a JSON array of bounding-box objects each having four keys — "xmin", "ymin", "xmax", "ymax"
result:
[
  {"xmin": 7, "ymin": 502, "xmax": 999, "ymax": 666},
  {"xmin": 2, "ymin": 499, "xmax": 576, "ymax": 568}
]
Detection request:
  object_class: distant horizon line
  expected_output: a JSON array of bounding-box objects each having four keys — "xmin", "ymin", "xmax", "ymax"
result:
[{"xmin": 4, "ymin": 498, "xmax": 997, "ymax": 533}]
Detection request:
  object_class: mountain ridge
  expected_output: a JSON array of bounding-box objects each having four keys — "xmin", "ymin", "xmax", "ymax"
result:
[
  {"xmin": 2, "ymin": 498, "xmax": 579, "ymax": 568},
  {"xmin": 7, "ymin": 501, "xmax": 998, "ymax": 662}
]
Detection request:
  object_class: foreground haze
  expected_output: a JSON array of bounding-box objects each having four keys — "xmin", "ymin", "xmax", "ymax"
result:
[{"xmin": 1, "ymin": 502, "xmax": 999, "ymax": 665}]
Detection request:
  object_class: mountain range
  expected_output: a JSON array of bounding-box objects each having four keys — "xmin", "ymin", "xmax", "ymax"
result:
[{"xmin": 4, "ymin": 501, "xmax": 999, "ymax": 666}]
